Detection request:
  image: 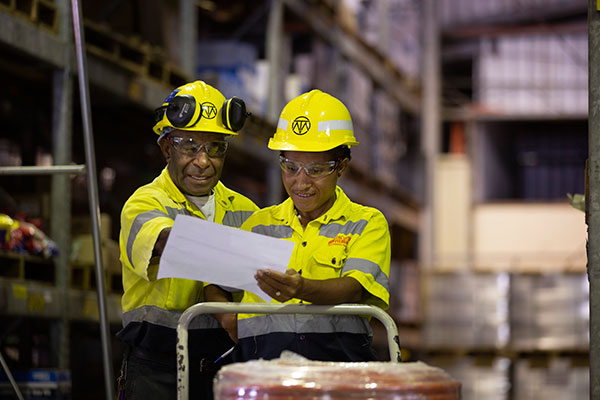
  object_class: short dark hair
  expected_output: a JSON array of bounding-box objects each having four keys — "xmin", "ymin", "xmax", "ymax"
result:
[
  {"xmin": 330, "ymin": 145, "xmax": 351, "ymax": 161},
  {"xmin": 280, "ymin": 145, "xmax": 351, "ymax": 161}
]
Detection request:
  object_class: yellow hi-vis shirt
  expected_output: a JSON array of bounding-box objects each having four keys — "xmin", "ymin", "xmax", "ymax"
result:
[
  {"xmin": 119, "ymin": 167, "xmax": 258, "ymax": 331},
  {"xmin": 237, "ymin": 186, "xmax": 390, "ymax": 347}
]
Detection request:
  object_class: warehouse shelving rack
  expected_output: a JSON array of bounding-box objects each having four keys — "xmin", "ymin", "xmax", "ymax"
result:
[{"xmin": 0, "ymin": 0, "xmax": 115, "ymax": 398}]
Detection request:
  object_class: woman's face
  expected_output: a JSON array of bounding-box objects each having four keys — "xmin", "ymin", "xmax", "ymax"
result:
[{"xmin": 280, "ymin": 150, "xmax": 347, "ymax": 222}]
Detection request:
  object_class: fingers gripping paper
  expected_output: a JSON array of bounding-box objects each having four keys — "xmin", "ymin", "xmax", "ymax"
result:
[{"xmin": 158, "ymin": 215, "xmax": 294, "ymax": 302}]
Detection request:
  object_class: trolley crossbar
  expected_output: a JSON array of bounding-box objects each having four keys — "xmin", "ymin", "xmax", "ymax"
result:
[{"xmin": 176, "ymin": 302, "xmax": 401, "ymax": 400}]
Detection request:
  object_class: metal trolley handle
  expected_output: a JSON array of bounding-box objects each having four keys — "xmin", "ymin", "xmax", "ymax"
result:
[{"xmin": 176, "ymin": 302, "xmax": 402, "ymax": 400}]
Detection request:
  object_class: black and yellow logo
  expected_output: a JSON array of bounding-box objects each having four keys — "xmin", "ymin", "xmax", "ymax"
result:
[
  {"xmin": 292, "ymin": 116, "xmax": 311, "ymax": 135},
  {"xmin": 201, "ymin": 102, "xmax": 217, "ymax": 119}
]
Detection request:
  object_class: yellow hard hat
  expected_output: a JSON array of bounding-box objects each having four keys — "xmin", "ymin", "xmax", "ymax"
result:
[
  {"xmin": 153, "ymin": 80, "xmax": 249, "ymax": 137},
  {"xmin": 268, "ymin": 90, "xmax": 358, "ymax": 152}
]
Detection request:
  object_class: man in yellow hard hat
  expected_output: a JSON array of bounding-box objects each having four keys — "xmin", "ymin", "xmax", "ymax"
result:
[
  {"xmin": 117, "ymin": 80, "xmax": 258, "ymax": 399},
  {"xmin": 207, "ymin": 90, "xmax": 391, "ymax": 362}
]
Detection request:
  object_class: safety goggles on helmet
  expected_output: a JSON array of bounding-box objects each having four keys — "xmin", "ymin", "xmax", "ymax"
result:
[
  {"xmin": 167, "ymin": 136, "xmax": 229, "ymax": 158},
  {"xmin": 279, "ymin": 156, "xmax": 343, "ymax": 178}
]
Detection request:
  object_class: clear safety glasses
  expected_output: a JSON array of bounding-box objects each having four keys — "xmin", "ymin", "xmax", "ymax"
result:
[
  {"xmin": 167, "ymin": 136, "xmax": 229, "ymax": 157},
  {"xmin": 279, "ymin": 156, "xmax": 343, "ymax": 179}
]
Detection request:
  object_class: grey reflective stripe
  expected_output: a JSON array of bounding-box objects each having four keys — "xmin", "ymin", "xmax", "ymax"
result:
[
  {"xmin": 319, "ymin": 219, "xmax": 368, "ymax": 238},
  {"xmin": 126, "ymin": 209, "xmax": 168, "ymax": 266},
  {"xmin": 342, "ymin": 257, "xmax": 389, "ymax": 291},
  {"xmin": 317, "ymin": 119, "xmax": 353, "ymax": 132},
  {"xmin": 125, "ymin": 206, "xmax": 191, "ymax": 266},
  {"xmin": 238, "ymin": 314, "xmax": 371, "ymax": 339},
  {"xmin": 165, "ymin": 206, "xmax": 192, "ymax": 219},
  {"xmin": 252, "ymin": 224, "xmax": 294, "ymax": 239},
  {"xmin": 122, "ymin": 305, "xmax": 220, "ymax": 329},
  {"xmin": 222, "ymin": 210, "xmax": 254, "ymax": 228},
  {"xmin": 277, "ymin": 118, "xmax": 289, "ymax": 131}
]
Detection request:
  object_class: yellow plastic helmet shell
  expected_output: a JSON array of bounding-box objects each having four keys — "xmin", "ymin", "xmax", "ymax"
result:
[
  {"xmin": 153, "ymin": 80, "xmax": 238, "ymax": 136},
  {"xmin": 268, "ymin": 90, "xmax": 358, "ymax": 152}
]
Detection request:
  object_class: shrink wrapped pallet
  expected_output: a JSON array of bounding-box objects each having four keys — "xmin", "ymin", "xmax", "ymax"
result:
[{"xmin": 214, "ymin": 352, "xmax": 460, "ymax": 400}]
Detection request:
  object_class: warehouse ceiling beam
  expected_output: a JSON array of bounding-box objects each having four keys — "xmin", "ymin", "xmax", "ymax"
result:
[
  {"xmin": 282, "ymin": 0, "xmax": 421, "ymax": 115},
  {"xmin": 442, "ymin": 1, "xmax": 586, "ymax": 32},
  {"xmin": 443, "ymin": 20, "xmax": 587, "ymax": 39}
]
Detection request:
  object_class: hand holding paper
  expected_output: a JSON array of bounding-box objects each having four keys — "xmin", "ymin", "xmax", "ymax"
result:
[{"xmin": 157, "ymin": 215, "xmax": 294, "ymax": 302}]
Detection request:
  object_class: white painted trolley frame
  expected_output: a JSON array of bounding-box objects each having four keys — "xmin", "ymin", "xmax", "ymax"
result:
[{"xmin": 176, "ymin": 302, "xmax": 402, "ymax": 400}]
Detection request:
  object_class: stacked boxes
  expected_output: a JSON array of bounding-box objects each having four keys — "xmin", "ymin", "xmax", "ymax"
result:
[
  {"xmin": 513, "ymin": 357, "xmax": 589, "ymax": 400},
  {"xmin": 424, "ymin": 356, "xmax": 511, "ymax": 400},
  {"xmin": 475, "ymin": 34, "xmax": 587, "ymax": 115},
  {"xmin": 196, "ymin": 40, "xmax": 257, "ymax": 112},
  {"xmin": 510, "ymin": 274, "xmax": 589, "ymax": 351},
  {"xmin": 423, "ymin": 273, "xmax": 510, "ymax": 349}
]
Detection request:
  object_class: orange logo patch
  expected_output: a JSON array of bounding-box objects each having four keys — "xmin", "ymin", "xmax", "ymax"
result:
[{"xmin": 328, "ymin": 234, "xmax": 351, "ymax": 247}]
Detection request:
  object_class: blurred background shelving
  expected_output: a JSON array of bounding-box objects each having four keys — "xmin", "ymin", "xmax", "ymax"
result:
[{"xmin": 0, "ymin": 0, "xmax": 589, "ymax": 399}]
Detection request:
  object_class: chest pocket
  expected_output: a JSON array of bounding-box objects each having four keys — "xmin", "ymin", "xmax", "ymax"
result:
[{"xmin": 309, "ymin": 246, "xmax": 348, "ymax": 280}]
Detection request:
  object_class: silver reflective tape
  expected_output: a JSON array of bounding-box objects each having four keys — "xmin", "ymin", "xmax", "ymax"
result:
[
  {"xmin": 222, "ymin": 210, "xmax": 254, "ymax": 228},
  {"xmin": 122, "ymin": 305, "xmax": 220, "ymax": 329},
  {"xmin": 252, "ymin": 224, "xmax": 294, "ymax": 239},
  {"xmin": 238, "ymin": 313, "xmax": 371, "ymax": 339},
  {"xmin": 319, "ymin": 219, "xmax": 368, "ymax": 238},
  {"xmin": 277, "ymin": 118, "xmax": 289, "ymax": 131},
  {"xmin": 126, "ymin": 207, "xmax": 190, "ymax": 266},
  {"xmin": 342, "ymin": 258, "xmax": 389, "ymax": 292},
  {"xmin": 317, "ymin": 119, "xmax": 353, "ymax": 132}
]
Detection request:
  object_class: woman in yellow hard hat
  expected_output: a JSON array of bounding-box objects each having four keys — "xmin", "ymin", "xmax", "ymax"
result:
[{"xmin": 207, "ymin": 90, "xmax": 391, "ymax": 362}]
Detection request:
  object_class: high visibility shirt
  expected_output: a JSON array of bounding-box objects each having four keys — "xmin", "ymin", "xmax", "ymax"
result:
[
  {"xmin": 118, "ymin": 167, "xmax": 258, "ymax": 353},
  {"xmin": 236, "ymin": 186, "xmax": 390, "ymax": 361}
]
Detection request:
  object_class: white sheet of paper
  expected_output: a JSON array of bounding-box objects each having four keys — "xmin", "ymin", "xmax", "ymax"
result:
[{"xmin": 157, "ymin": 214, "xmax": 294, "ymax": 302}]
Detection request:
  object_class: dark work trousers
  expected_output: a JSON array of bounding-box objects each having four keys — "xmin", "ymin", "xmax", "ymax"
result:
[{"xmin": 117, "ymin": 346, "xmax": 222, "ymax": 400}]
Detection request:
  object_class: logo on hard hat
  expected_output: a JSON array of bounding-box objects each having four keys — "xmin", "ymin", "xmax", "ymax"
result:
[
  {"xmin": 201, "ymin": 102, "xmax": 217, "ymax": 119},
  {"xmin": 292, "ymin": 116, "xmax": 311, "ymax": 135}
]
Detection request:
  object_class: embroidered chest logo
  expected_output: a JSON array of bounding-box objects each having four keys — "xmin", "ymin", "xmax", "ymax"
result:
[{"xmin": 328, "ymin": 234, "xmax": 351, "ymax": 247}]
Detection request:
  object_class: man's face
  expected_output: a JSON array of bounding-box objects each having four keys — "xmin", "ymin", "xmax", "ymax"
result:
[
  {"xmin": 160, "ymin": 130, "xmax": 228, "ymax": 196},
  {"xmin": 280, "ymin": 150, "xmax": 347, "ymax": 222}
]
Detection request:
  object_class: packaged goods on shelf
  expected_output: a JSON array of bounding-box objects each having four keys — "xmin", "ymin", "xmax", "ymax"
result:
[
  {"xmin": 510, "ymin": 274, "xmax": 589, "ymax": 351},
  {"xmin": 349, "ymin": 0, "xmax": 420, "ymax": 80},
  {"xmin": 512, "ymin": 356, "xmax": 589, "ymax": 400},
  {"xmin": 196, "ymin": 40, "xmax": 257, "ymax": 110},
  {"xmin": 338, "ymin": 62, "xmax": 373, "ymax": 173},
  {"xmin": 0, "ymin": 369, "xmax": 71, "ymax": 399},
  {"xmin": 388, "ymin": 260, "xmax": 421, "ymax": 323},
  {"xmin": 475, "ymin": 34, "xmax": 587, "ymax": 115},
  {"xmin": 0, "ymin": 214, "xmax": 58, "ymax": 259},
  {"xmin": 424, "ymin": 356, "xmax": 511, "ymax": 400},
  {"xmin": 423, "ymin": 273, "xmax": 509, "ymax": 349},
  {"xmin": 373, "ymin": 89, "xmax": 403, "ymax": 187},
  {"xmin": 70, "ymin": 234, "xmax": 120, "ymax": 273},
  {"xmin": 214, "ymin": 351, "xmax": 461, "ymax": 399}
]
